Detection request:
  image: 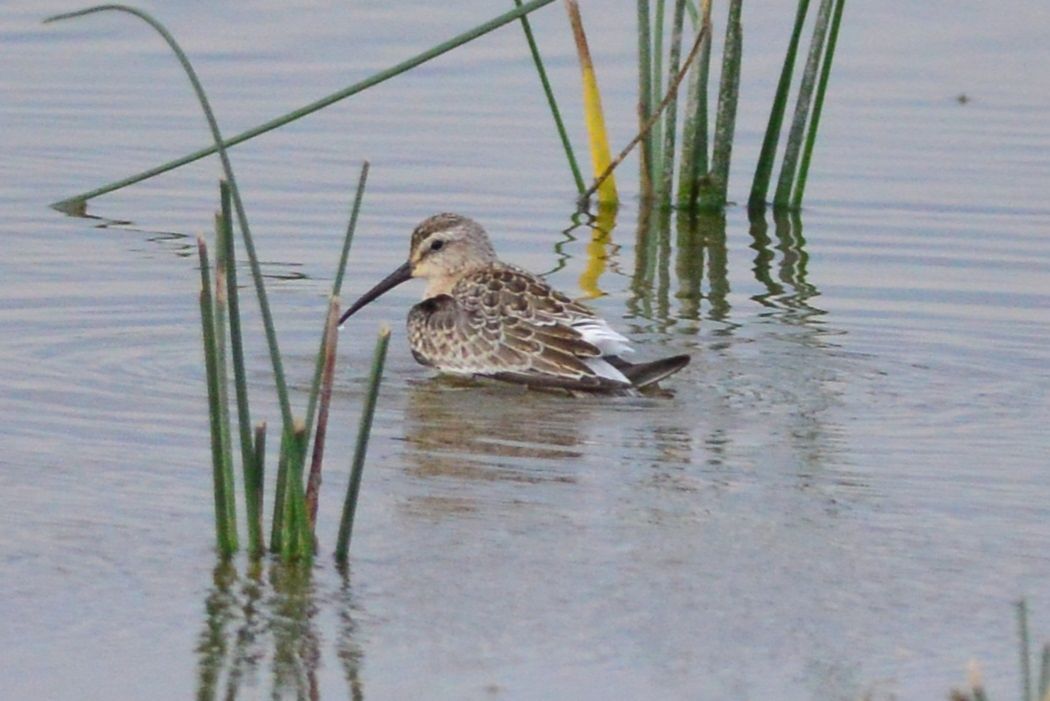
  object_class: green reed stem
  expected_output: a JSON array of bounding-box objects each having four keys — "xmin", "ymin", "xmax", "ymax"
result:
[
  {"xmin": 251, "ymin": 421, "xmax": 266, "ymax": 550},
  {"xmin": 219, "ymin": 180, "xmax": 261, "ymax": 555},
  {"xmin": 1038, "ymin": 643, "xmax": 1049, "ymax": 701},
  {"xmin": 197, "ymin": 236, "xmax": 237, "ymax": 557},
  {"xmin": 270, "ymin": 428, "xmax": 292, "ymax": 553},
  {"xmin": 281, "ymin": 423, "xmax": 312, "ymax": 562},
  {"xmin": 330, "ymin": 163, "xmax": 369, "ymax": 299},
  {"xmin": 748, "ymin": 0, "xmax": 811, "ymax": 209},
  {"xmin": 579, "ymin": 15, "xmax": 707, "ymax": 208},
  {"xmin": 1019, "ymin": 600, "xmax": 1033, "ymax": 701},
  {"xmin": 658, "ymin": 0, "xmax": 686, "ymax": 207},
  {"xmin": 651, "ymin": 0, "xmax": 665, "ymax": 194},
  {"xmin": 212, "ymin": 210, "xmax": 237, "ymax": 547},
  {"xmin": 636, "ymin": 0, "xmax": 654, "ymax": 199},
  {"xmin": 773, "ymin": 0, "xmax": 832, "ymax": 208},
  {"xmin": 306, "ymin": 299, "xmax": 340, "ymax": 535},
  {"xmin": 335, "ymin": 326, "xmax": 390, "ymax": 563},
  {"xmin": 677, "ymin": 0, "xmax": 711, "ymax": 209},
  {"xmin": 46, "ymin": 0, "xmax": 559, "ymax": 210},
  {"xmin": 513, "ymin": 0, "xmax": 585, "ymax": 193},
  {"xmin": 709, "ymin": 0, "xmax": 743, "ymax": 204},
  {"xmin": 47, "ymin": 4, "xmax": 298, "ymax": 439},
  {"xmin": 684, "ymin": 0, "xmax": 698, "ymax": 26},
  {"xmin": 303, "ymin": 162, "xmax": 369, "ymax": 448},
  {"xmin": 791, "ymin": 0, "xmax": 845, "ymax": 209}
]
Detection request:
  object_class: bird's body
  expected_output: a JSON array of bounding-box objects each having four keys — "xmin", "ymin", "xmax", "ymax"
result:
[{"xmin": 339, "ymin": 213, "xmax": 689, "ymax": 393}]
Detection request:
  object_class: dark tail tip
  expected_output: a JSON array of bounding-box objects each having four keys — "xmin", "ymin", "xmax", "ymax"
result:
[{"xmin": 608, "ymin": 353, "xmax": 690, "ymax": 389}]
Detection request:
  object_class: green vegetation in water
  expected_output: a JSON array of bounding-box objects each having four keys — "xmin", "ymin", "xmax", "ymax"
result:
[
  {"xmin": 196, "ymin": 235, "xmax": 237, "ymax": 557},
  {"xmin": 46, "ymin": 5, "xmax": 387, "ymax": 563},
  {"xmin": 950, "ymin": 600, "xmax": 1050, "ymax": 701},
  {"xmin": 583, "ymin": 0, "xmax": 845, "ymax": 213},
  {"xmin": 790, "ymin": 0, "xmax": 847, "ymax": 209},
  {"xmin": 45, "ymin": 1, "xmax": 846, "ymax": 220},
  {"xmin": 749, "ymin": 0, "xmax": 812, "ymax": 210},
  {"xmin": 336, "ymin": 327, "xmax": 392, "ymax": 564}
]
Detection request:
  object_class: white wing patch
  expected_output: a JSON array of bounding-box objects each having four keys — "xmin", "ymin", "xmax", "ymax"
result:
[
  {"xmin": 570, "ymin": 317, "xmax": 633, "ymax": 357},
  {"xmin": 581, "ymin": 356, "xmax": 631, "ymax": 384}
]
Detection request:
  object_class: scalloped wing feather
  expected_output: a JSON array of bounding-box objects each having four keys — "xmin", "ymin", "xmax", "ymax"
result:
[{"xmin": 407, "ymin": 267, "xmax": 633, "ymax": 389}]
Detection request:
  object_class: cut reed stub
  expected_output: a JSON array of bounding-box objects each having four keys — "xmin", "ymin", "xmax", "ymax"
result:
[
  {"xmin": 306, "ymin": 298, "xmax": 341, "ymax": 534},
  {"xmin": 250, "ymin": 421, "xmax": 267, "ymax": 556}
]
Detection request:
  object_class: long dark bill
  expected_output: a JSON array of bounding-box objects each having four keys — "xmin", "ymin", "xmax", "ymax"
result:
[{"xmin": 338, "ymin": 260, "xmax": 412, "ymax": 325}]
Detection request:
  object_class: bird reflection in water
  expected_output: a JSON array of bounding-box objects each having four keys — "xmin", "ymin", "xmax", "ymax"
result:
[{"xmin": 401, "ymin": 379, "xmax": 588, "ymax": 486}]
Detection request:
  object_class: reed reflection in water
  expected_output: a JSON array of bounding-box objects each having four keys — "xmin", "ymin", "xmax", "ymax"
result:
[
  {"xmin": 749, "ymin": 207, "xmax": 824, "ymax": 324},
  {"xmin": 626, "ymin": 204, "xmax": 735, "ymax": 334},
  {"xmin": 195, "ymin": 561, "xmax": 363, "ymax": 701}
]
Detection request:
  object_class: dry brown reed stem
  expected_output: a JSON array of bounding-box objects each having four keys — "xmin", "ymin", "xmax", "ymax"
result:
[{"xmin": 305, "ymin": 298, "xmax": 340, "ymax": 533}]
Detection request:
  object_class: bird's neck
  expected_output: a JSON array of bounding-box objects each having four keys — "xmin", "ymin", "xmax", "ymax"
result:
[
  {"xmin": 422, "ymin": 259, "xmax": 498, "ymax": 299},
  {"xmin": 423, "ymin": 275, "xmax": 459, "ymax": 299}
]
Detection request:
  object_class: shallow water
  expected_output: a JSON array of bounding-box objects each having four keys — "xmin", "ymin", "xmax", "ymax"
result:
[{"xmin": 2, "ymin": 1, "xmax": 1049, "ymax": 699}]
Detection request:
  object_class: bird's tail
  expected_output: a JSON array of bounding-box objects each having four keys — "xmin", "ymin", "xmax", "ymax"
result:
[{"xmin": 606, "ymin": 354, "xmax": 690, "ymax": 389}]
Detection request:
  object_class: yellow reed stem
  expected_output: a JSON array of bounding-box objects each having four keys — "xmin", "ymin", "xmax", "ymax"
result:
[
  {"xmin": 578, "ymin": 204, "xmax": 618, "ymax": 298},
  {"xmin": 563, "ymin": 0, "xmax": 618, "ymax": 205}
]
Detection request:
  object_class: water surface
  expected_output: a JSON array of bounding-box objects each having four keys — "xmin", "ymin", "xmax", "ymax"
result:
[{"xmin": 2, "ymin": 1, "xmax": 1049, "ymax": 699}]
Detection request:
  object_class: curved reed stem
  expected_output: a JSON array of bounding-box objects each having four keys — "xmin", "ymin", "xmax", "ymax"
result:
[
  {"xmin": 46, "ymin": 0, "xmax": 559, "ymax": 210},
  {"xmin": 46, "ymin": 4, "xmax": 296, "ymax": 438}
]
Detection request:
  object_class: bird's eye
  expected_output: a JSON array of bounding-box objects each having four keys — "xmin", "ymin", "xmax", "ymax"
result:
[{"xmin": 430, "ymin": 239, "xmax": 444, "ymax": 252}]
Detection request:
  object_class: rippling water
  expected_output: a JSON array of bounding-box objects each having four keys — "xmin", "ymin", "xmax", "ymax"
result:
[{"xmin": 2, "ymin": 1, "xmax": 1049, "ymax": 699}]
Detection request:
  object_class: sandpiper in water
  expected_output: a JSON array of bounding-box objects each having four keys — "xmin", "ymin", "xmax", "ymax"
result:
[{"xmin": 338, "ymin": 213, "xmax": 690, "ymax": 392}]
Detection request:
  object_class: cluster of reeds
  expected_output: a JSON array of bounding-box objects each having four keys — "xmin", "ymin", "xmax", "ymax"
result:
[
  {"xmin": 632, "ymin": 0, "xmax": 846, "ymax": 211},
  {"xmin": 45, "ymin": 5, "xmax": 391, "ymax": 563},
  {"xmin": 749, "ymin": 0, "xmax": 847, "ymax": 211},
  {"xmin": 196, "ymin": 174, "xmax": 390, "ymax": 563},
  {"xmin": 560, "ymin": 0, "xmax": 845, "ymax": 212},
  {"xmin": 47, "ymin": 1, "xmax": 843, "ymax": 218},
  {"xmin": 951, "ymin": 601, "xmax": 1050, "ymax": 701}
]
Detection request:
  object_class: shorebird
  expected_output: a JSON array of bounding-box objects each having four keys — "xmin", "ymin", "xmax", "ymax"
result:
[{"xmin": 338, "ymin": 213, "xmax": 690, "ymax": 393}]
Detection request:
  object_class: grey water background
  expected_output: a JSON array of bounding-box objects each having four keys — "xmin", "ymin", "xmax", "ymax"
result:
[{"xmin": 2, "ymin": 1, "xmax": 1049, "ymax": 698}]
